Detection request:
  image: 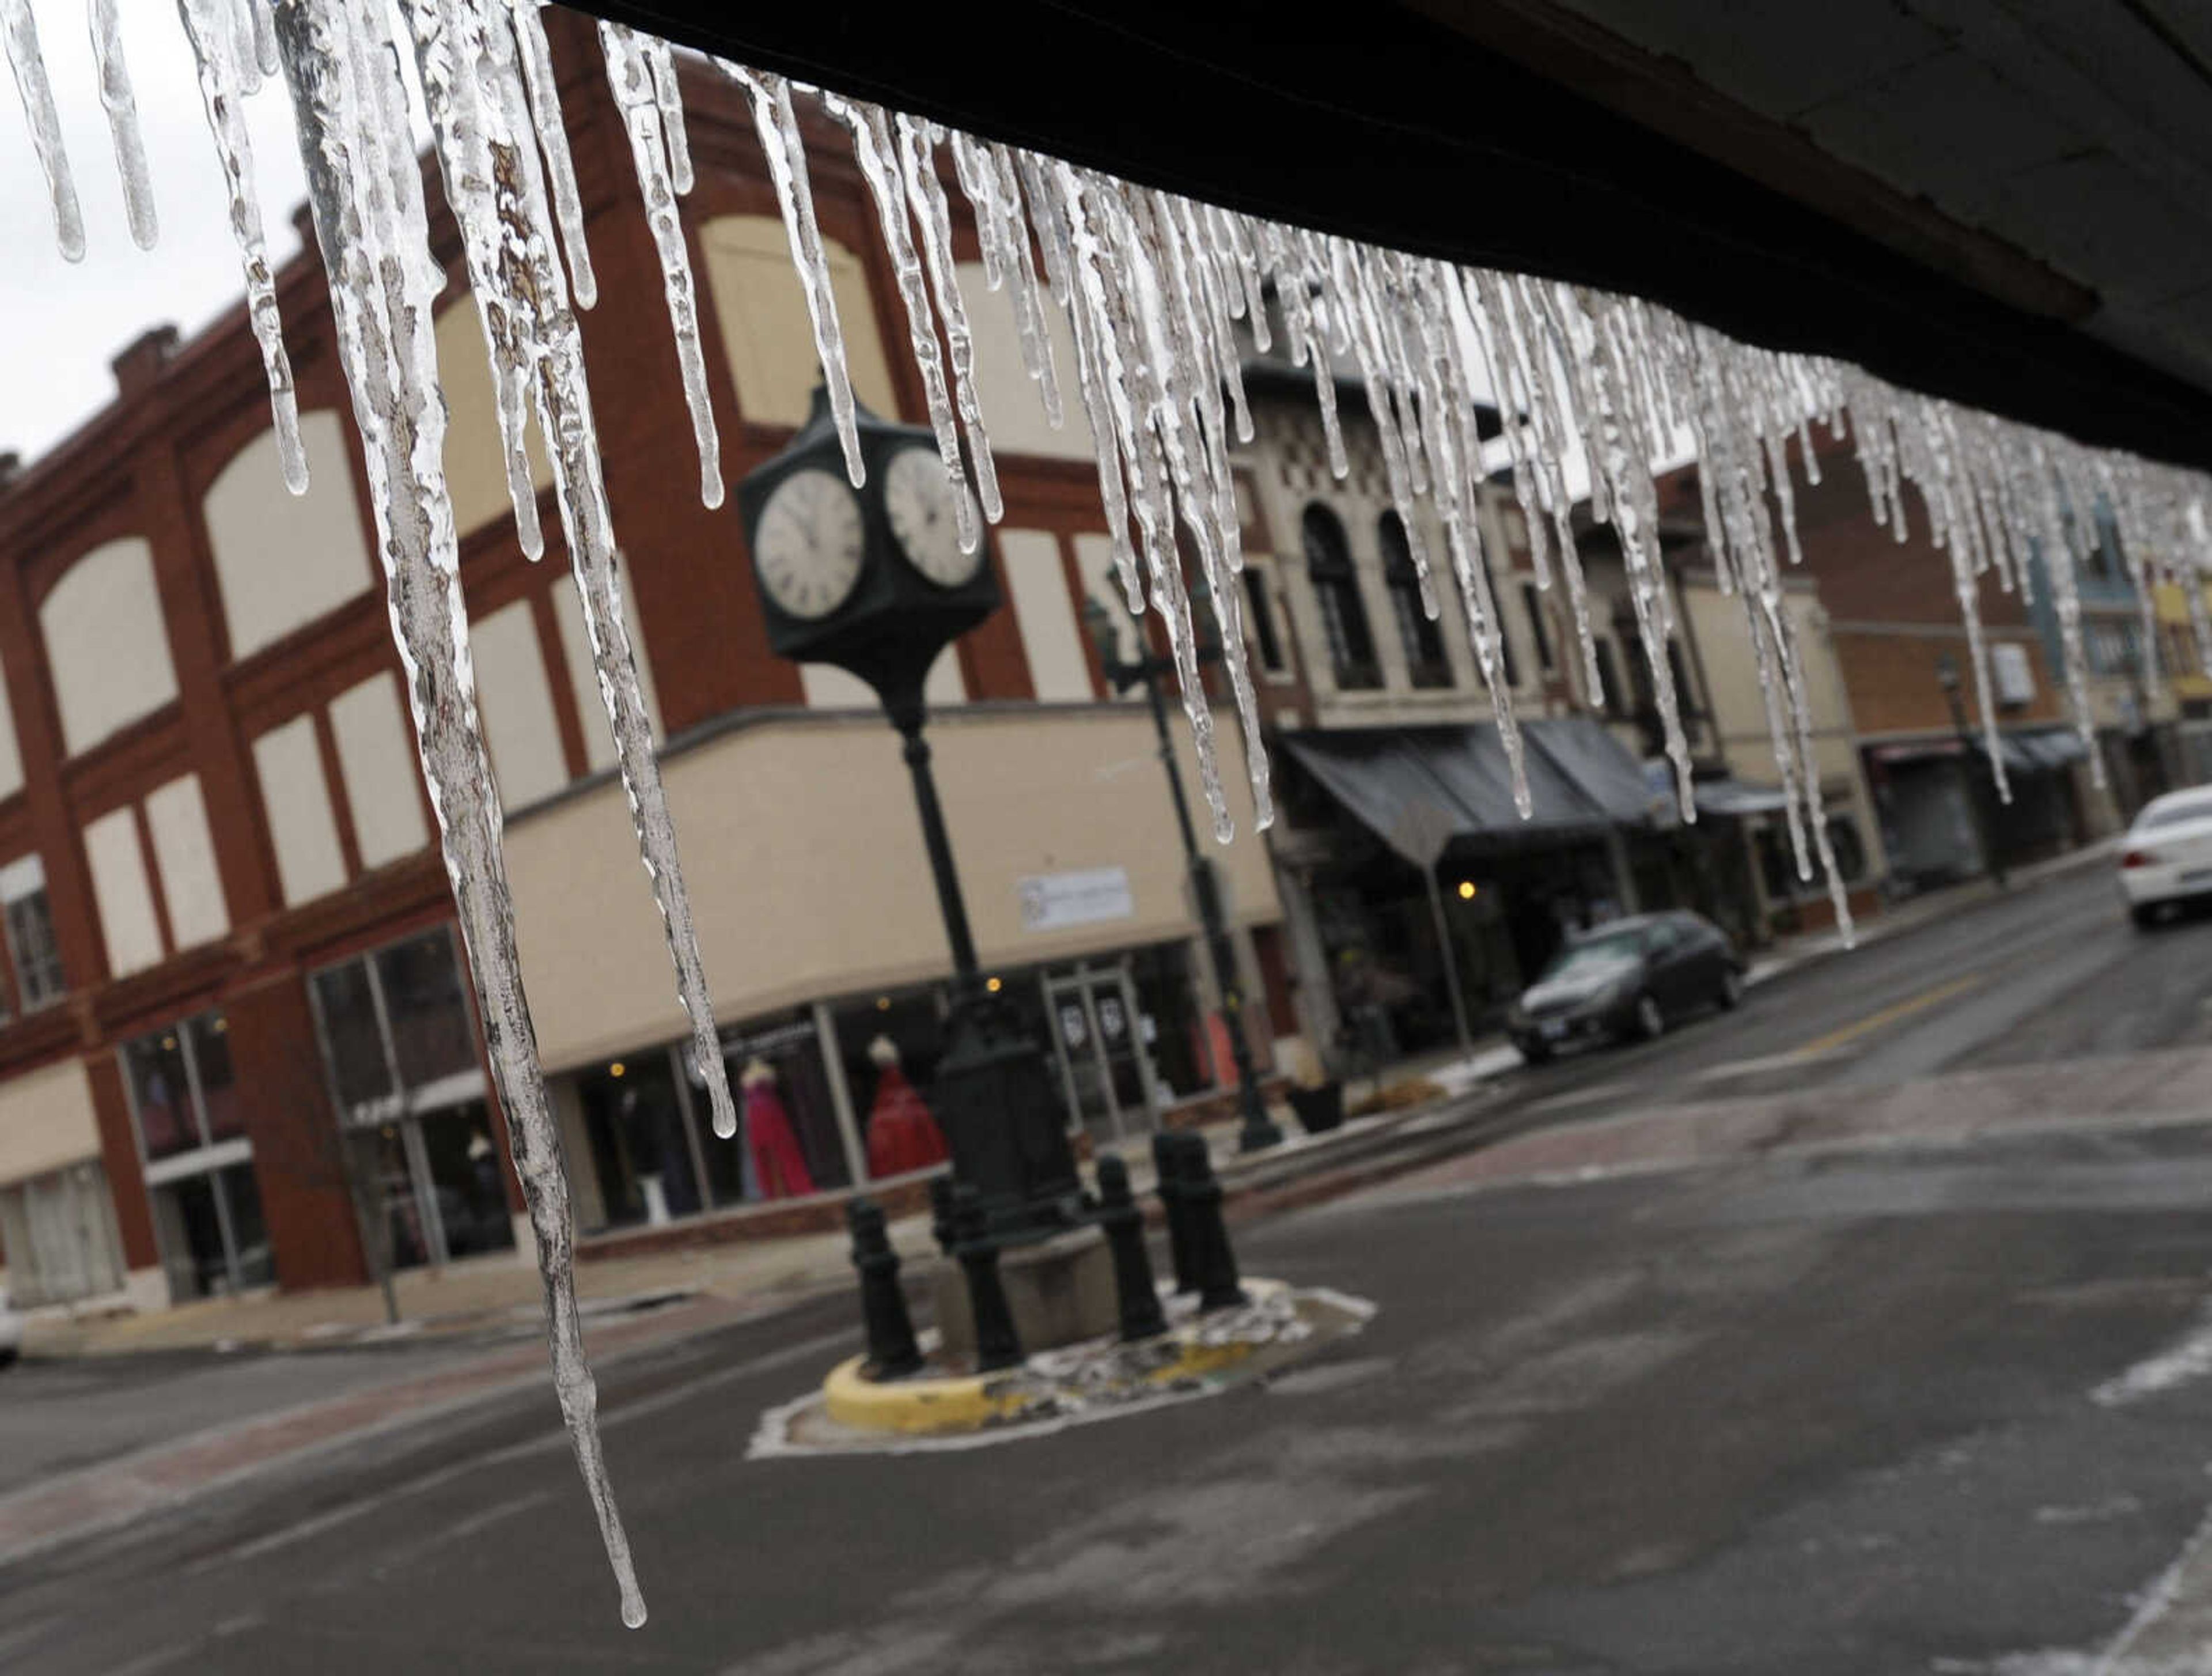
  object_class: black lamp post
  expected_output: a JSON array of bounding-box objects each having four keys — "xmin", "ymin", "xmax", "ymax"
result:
[
  {"xmin": 737, "ymin": 389, "xmax": 1083, "ymax": 1240},
  {"xmin": 1935, "ymin": 650, "xmax": 2008, "ymax": 890},
  {"xmin": 1082, "ymin": 587, "xmax": 1282, "ymax": 1154}
]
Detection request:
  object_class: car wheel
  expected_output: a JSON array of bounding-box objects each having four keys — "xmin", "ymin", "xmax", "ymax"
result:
[
  {"xmin": 1634, "ymin": 993, "xmax": 1666, "ymax": 1041},
  {"xmin": 0, "ymin": 1347, "xmax": 17, "ymax": 1371},
  {"xmin": 2132, "ymin": 902, "xmax": 2163, "ymax": 931},
  {"xmin": 1517, "ymin": 1036, "xmax": 1552, "ymax": 1066},
  {"xmin": 1717, "ymin": 967, "xmax": 1744, "ymax": 1010}
]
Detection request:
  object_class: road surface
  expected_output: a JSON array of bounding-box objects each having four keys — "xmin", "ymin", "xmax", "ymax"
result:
[{"xmin": 10, "ymin": 866, "xmax": 2212, "ymax": 1673}]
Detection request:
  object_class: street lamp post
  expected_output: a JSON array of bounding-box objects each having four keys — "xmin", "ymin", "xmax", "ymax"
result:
[
  {"xmin": 1935, "ymin": 651, "xmax": 2009, "ymax": 890},
  {"xmin": 1082, "ymin": 589, "xmax": 1283, "ymax": 1155}
]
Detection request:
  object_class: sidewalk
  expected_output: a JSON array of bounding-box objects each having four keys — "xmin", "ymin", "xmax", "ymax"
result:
[{"xmin": 20, "ymin": 1088, "xmax": 1498, "ymax": 1360}]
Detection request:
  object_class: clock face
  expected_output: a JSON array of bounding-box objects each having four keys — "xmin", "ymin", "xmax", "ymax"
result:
[
  {"xmin": 885, "ymin": 447, "xmax": 982, "ymax": 588},
  {"xmin": 754, "ymin": 468, "xmax": 865, "ymax": 621}
]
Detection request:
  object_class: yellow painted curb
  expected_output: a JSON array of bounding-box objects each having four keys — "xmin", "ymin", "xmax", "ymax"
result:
[
  {"xmin": 819, "ymin": 1279, "xmax": 1293, "ymax": 1436},
  {"xmin": 820, "ymin": 1354, "xmax": 1034, "ymax": 1434}
]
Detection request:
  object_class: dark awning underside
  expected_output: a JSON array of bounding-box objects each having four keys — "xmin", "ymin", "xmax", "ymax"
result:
[
  {"xmin": 586, "ymin": 1, "xmax": 2212, "ymax": 474},
  {"xmin": 1283, "ymin": 716, "xmax": 1666, "ymax": 863}
]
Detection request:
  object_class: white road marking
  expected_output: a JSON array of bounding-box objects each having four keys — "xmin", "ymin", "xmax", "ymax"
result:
[{"xmin": 2093, "ymin": 1306, "xmax": 2212, "ymax": 1406}]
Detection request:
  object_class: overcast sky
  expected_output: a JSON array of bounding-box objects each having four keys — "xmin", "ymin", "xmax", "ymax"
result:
[{"xmin": 0, "ymin": 1, "xmax": 312, "ymax": 461}]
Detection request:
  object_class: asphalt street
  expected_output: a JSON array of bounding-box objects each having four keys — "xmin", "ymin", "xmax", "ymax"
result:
[{"xmin": 10, "ymin": 865, "xmax": 2212, "ymax": 1674}]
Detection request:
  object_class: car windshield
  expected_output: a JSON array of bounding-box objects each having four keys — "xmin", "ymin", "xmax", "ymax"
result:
[
  {"xmin": 2135, "ymin": 795, "xmax": 2212, "ymax": 832},
  {"xmin": 1540, "ymin": 929, "xmax": 1646, "ymax": 982}
]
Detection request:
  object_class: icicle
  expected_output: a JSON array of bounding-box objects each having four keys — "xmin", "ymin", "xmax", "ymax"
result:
[
  {"xmin": 3, "ymin": 0, "xmax": 80, "ymax": 260},
  {"xmin": 88, "ymin": 0, "xmax": 156, "ymax": 249},
  {"xmin": 223, "ymin": 0, "xmax": 260, "ymax": 95},
  {"xmin": 600, "ymin": 21, "xmax": 721, "ymax": 507},
  {"xmin": 825, "ymin": 94, "xmax": 978, "ymax": 553},
  {"xmin": 270, "ymin": 0, "xmax": 641, "ymax": 1628},
  {"xmin": 1020, "ymin": 148, "xmax": 1141, "ymax": 613},
  {"xmin": 721, "ymin": 62, "xmax": 863, "ymax": 486},
  {"xmin": 988, "ymin": 141, "xmax": 1063, "ymax": 429},
  {"xmin": 511, "ymin": 0, "xmax": 595, "ymax": 308},
  {"xmin": 180, "ymin": 0, "xmax": 306, "ymax": 493},
  {"xmin": 894, "ymin": 114, "xmax": 1001, "ymax": 531},
  {"xmin": 642, "ymin": 32, "xmax": 692, "ymax": 194}
]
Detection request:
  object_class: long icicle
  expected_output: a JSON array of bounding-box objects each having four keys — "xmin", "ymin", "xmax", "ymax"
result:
[
  {"xmin": 3, "ymin": 0, "xmax": 81, "ymax": 260},
  {"xmin": 510, "ymin": 0, "xmax": 594, "ymax": 307},
  {"xmin": 270, "ymin": 0, "xmax": 642, "ymax": 1628},
  {"xmin": 721, "ymin": 61, "xmax": 863, "ymax": 485},
  {"xmin": 89, "ymin": 0, "xmax": 156, "ymax": 249},
  {"xmin": 180, "ymin": 0, "xmax": 307, "ymax": 492},
  {"xmin": 599, "ymin": 20, "xmax": 721, "ymax": 507}
]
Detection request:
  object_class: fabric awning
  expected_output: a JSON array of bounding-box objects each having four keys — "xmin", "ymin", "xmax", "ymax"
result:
[
  {"xmin": 1281, "ymin": 716, "xmax": 1665, "ymax": 863},
  {"xmin": 2016, "ymin": 728, "xmax": 2091, "ymax": 770}
]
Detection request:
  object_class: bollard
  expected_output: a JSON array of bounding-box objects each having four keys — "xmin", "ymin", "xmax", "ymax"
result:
[
  {"xmin": 927, "ymin": 1172, "xmax": 959, "ymax": 1257},
  {"xmin": 1150, "ymin": 1130, "xmax": 1199, "ymax": 1293},
  {"xmin": 952, "ymin": 1184, "xmax": 1024, "ymax": 1372},
  {"xmin": 1177, "ymin": 1134, "xmax": 1249, "ymax": 1312},
  {"xmin": 1094, "ymin": 1154, "xmax": 1169, "ymax": 1342},
  {"xmin": 846, "ymin": 1196, "xmax": 923, "ymax": 1379}
]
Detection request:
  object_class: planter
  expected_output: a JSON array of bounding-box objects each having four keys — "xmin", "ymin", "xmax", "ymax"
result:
[{"xmin": 1287, "ymin": 1080, "xmax": 1346, "ymax": 1137}]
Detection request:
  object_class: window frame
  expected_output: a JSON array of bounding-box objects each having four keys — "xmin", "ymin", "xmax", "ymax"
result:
[{"xmin": 1300, "ymin": 504, "xmax": 1381, "ymax": 692}]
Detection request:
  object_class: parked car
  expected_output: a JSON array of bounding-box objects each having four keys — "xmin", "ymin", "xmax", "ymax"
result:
[
  {"xmin": 1507, "ymin": 910, "xmax": 1745, "ymax": 1064},
  {"xmin": 0, "ymin": 1285, "xmax": 22, "ymax": 1368},
  {"xmin": 2118, "ymin": 787, "xmax": 2212, "ymax": 929}
]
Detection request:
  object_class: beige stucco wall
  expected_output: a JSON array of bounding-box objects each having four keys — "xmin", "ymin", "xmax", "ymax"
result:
[
  {"xmin": 145, "ymin": 774, "xmax": 229, "ymax": 949},
  {"xmin": 41, "ymin": 536, "xmax": 177, "ymax": 757},
  {"xmin": 699, "ymin": 216, "xmax": 898, "ymax": 426},
  {"xmin": 82, "ymin": 806, "xmax": 161, "ymax": 978},
  {"xmin": 0, "ymin": 1057, "xmax": 102, "ymax": 1187},
  {"xmin": 253, "ymin": 714, "xmax": 347, "ymax": 906},
  {"xmin": 503, "ymin": 706, "xmax": 1283, "ymax": 1071},
  {"xmin": 438, "ymin": 300, "xmax": 555, "ymax": 542},
  {"xmin": 329, "ymin": 672, "xmax": 429, "ymax": 870},
  {"xmin": 956, "ymin": 258, "xmax": 1093, "ymax": 462},
  {"xmin": 202, "ymin": 413, "xmax": 373, "ymax": 662}
]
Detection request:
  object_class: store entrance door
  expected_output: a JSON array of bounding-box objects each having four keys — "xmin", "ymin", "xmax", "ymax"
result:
[{"xmin": 1044, "ymin": 962, "xmax": 1158, "ymax": 1147}]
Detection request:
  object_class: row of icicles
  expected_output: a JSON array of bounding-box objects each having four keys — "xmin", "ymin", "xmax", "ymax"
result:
[{"xmin": 6, "ymin": 0, "xmax": 2211, "ymax": 1628}]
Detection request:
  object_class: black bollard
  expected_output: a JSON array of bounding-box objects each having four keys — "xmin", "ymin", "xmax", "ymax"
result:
[
  {"xmin": 846, "ymin": 1197, "xmax": 923, "ymax": 1379},
  {"xmin": 952, "ymin": 1185, "xmax": 1024, "ymax": 1372},
  {"xmin": 927, "ymin": 1172, "xmax": 959, "ymax": 1257},
  {"xmin": 1094, "ymin": 1155, "xmax": 1169, "ymax": 1342},
  {"xmin": 1150, "ymin": 1130, "xmax": 1199, "ymax": 1293},
  {"xmin": 1177, "ymin": 1134, "xmax": 1249, "ymax": 1312}
]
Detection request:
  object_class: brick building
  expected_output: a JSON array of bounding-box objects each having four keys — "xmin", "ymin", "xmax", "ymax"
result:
[
  {"xmin": 1657, "ymin": 442, "xmax": 2093, "ymax": 896},
  {"xmin": 0, "ymin": 20, "xmax": 1298, "ymax": 1314}
]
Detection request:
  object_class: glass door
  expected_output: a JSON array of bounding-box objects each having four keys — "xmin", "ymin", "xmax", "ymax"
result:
[{"xmin": 1044, "ymin": 962, "xmax": 1160, "ymax": 1146}]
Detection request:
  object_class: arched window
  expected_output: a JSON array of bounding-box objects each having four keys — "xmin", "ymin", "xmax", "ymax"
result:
[
  {"xmin": 40, "ymin": 537, "xmax": 178, "ymax": 755},
  {"xmin": 1301, "ymin": 505, "xmax": 1377, "ymax": 691},
  {"xmin": 1378, "ymin": 512, "xmax": 1453, "ymax": 690}
]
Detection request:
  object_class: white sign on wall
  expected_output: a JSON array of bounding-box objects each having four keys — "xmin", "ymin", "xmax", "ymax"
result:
[
  {"xmin": 1019, "ymin": 867, "xmax": 1135, "ymax": 933},
  {"xmin": 1991, "ymin": 642, "xmax": 2036, "ymax": 706}
]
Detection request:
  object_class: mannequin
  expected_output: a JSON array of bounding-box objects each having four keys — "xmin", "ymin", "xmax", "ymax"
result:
[
  {"xmin": 741, "ymin": 1057, "xmax": 815, "ymax": 1200},
  {"xmin": 863, "ymin": 1035, "xmax": 949, "ymax": 1179}
]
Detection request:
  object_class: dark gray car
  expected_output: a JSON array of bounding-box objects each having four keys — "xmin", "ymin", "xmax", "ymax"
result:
[{"xmin": 1506, "ymin": 910, "xmax": 1745, "ymax": 1064}]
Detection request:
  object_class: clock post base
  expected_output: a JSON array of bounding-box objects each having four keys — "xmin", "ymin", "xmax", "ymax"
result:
[{"xmin": 930, "ymin": 989, "xmax": 1086, "ymax": 1244}]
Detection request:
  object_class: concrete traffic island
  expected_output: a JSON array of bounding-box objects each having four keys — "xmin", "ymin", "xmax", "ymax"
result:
[
  {"xmin": 752, "ymin": 1134, "xmax": 1377, "ymax": 1456},
  {"xmin": 755, "ymin": 1281, "xmax": 1374, "ymax": 1455}
]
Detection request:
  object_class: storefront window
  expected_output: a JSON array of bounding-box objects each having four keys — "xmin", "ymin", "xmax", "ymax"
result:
[
  {"xmin": 123, "ymin": 1008, "xmax": 272, "ymax": 1301},
  {"xmin": 309, "ymin": 927, "xmax": 510, "ymax": 1270},
  {"xmin": 191, "ymin": 1013, "xmax": 242, "ymax": 1142},
  {"xmin": 724, "ymin": 1012, "xmax": 851, "ymax": 1197},
  {"xmin": 126, "ymin": 1028, "xmax": 197, "ymax": 1160},
  {"xmin": 312, "ymin": 959, "xmax": 393, "ymax": 1111},
  {"xmin": 0, "ymin": 1160, "xmax": 124, "ymax": 1306},
  {"xmin": 376, "ymin": 929, "xmax": 478, "ymax": 1089},
  {"xmin": 1, "ymin": 856, "xmax": 65, "ymax": 1012}
]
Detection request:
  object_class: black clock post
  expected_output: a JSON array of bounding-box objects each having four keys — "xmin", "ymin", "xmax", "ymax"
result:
[{"xmin": 737, "ymin": 389, "xmax": 1084, "ymax": 1243}]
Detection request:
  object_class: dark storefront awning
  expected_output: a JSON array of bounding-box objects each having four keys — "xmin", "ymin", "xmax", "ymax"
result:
[
  {"xmin": 1867, "ymin": 727, "xmax": 2088, "ymax": 775},
  {"xmin": 1282, "ymin": 717, "xmax": 1666, "ymax": 864}
]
